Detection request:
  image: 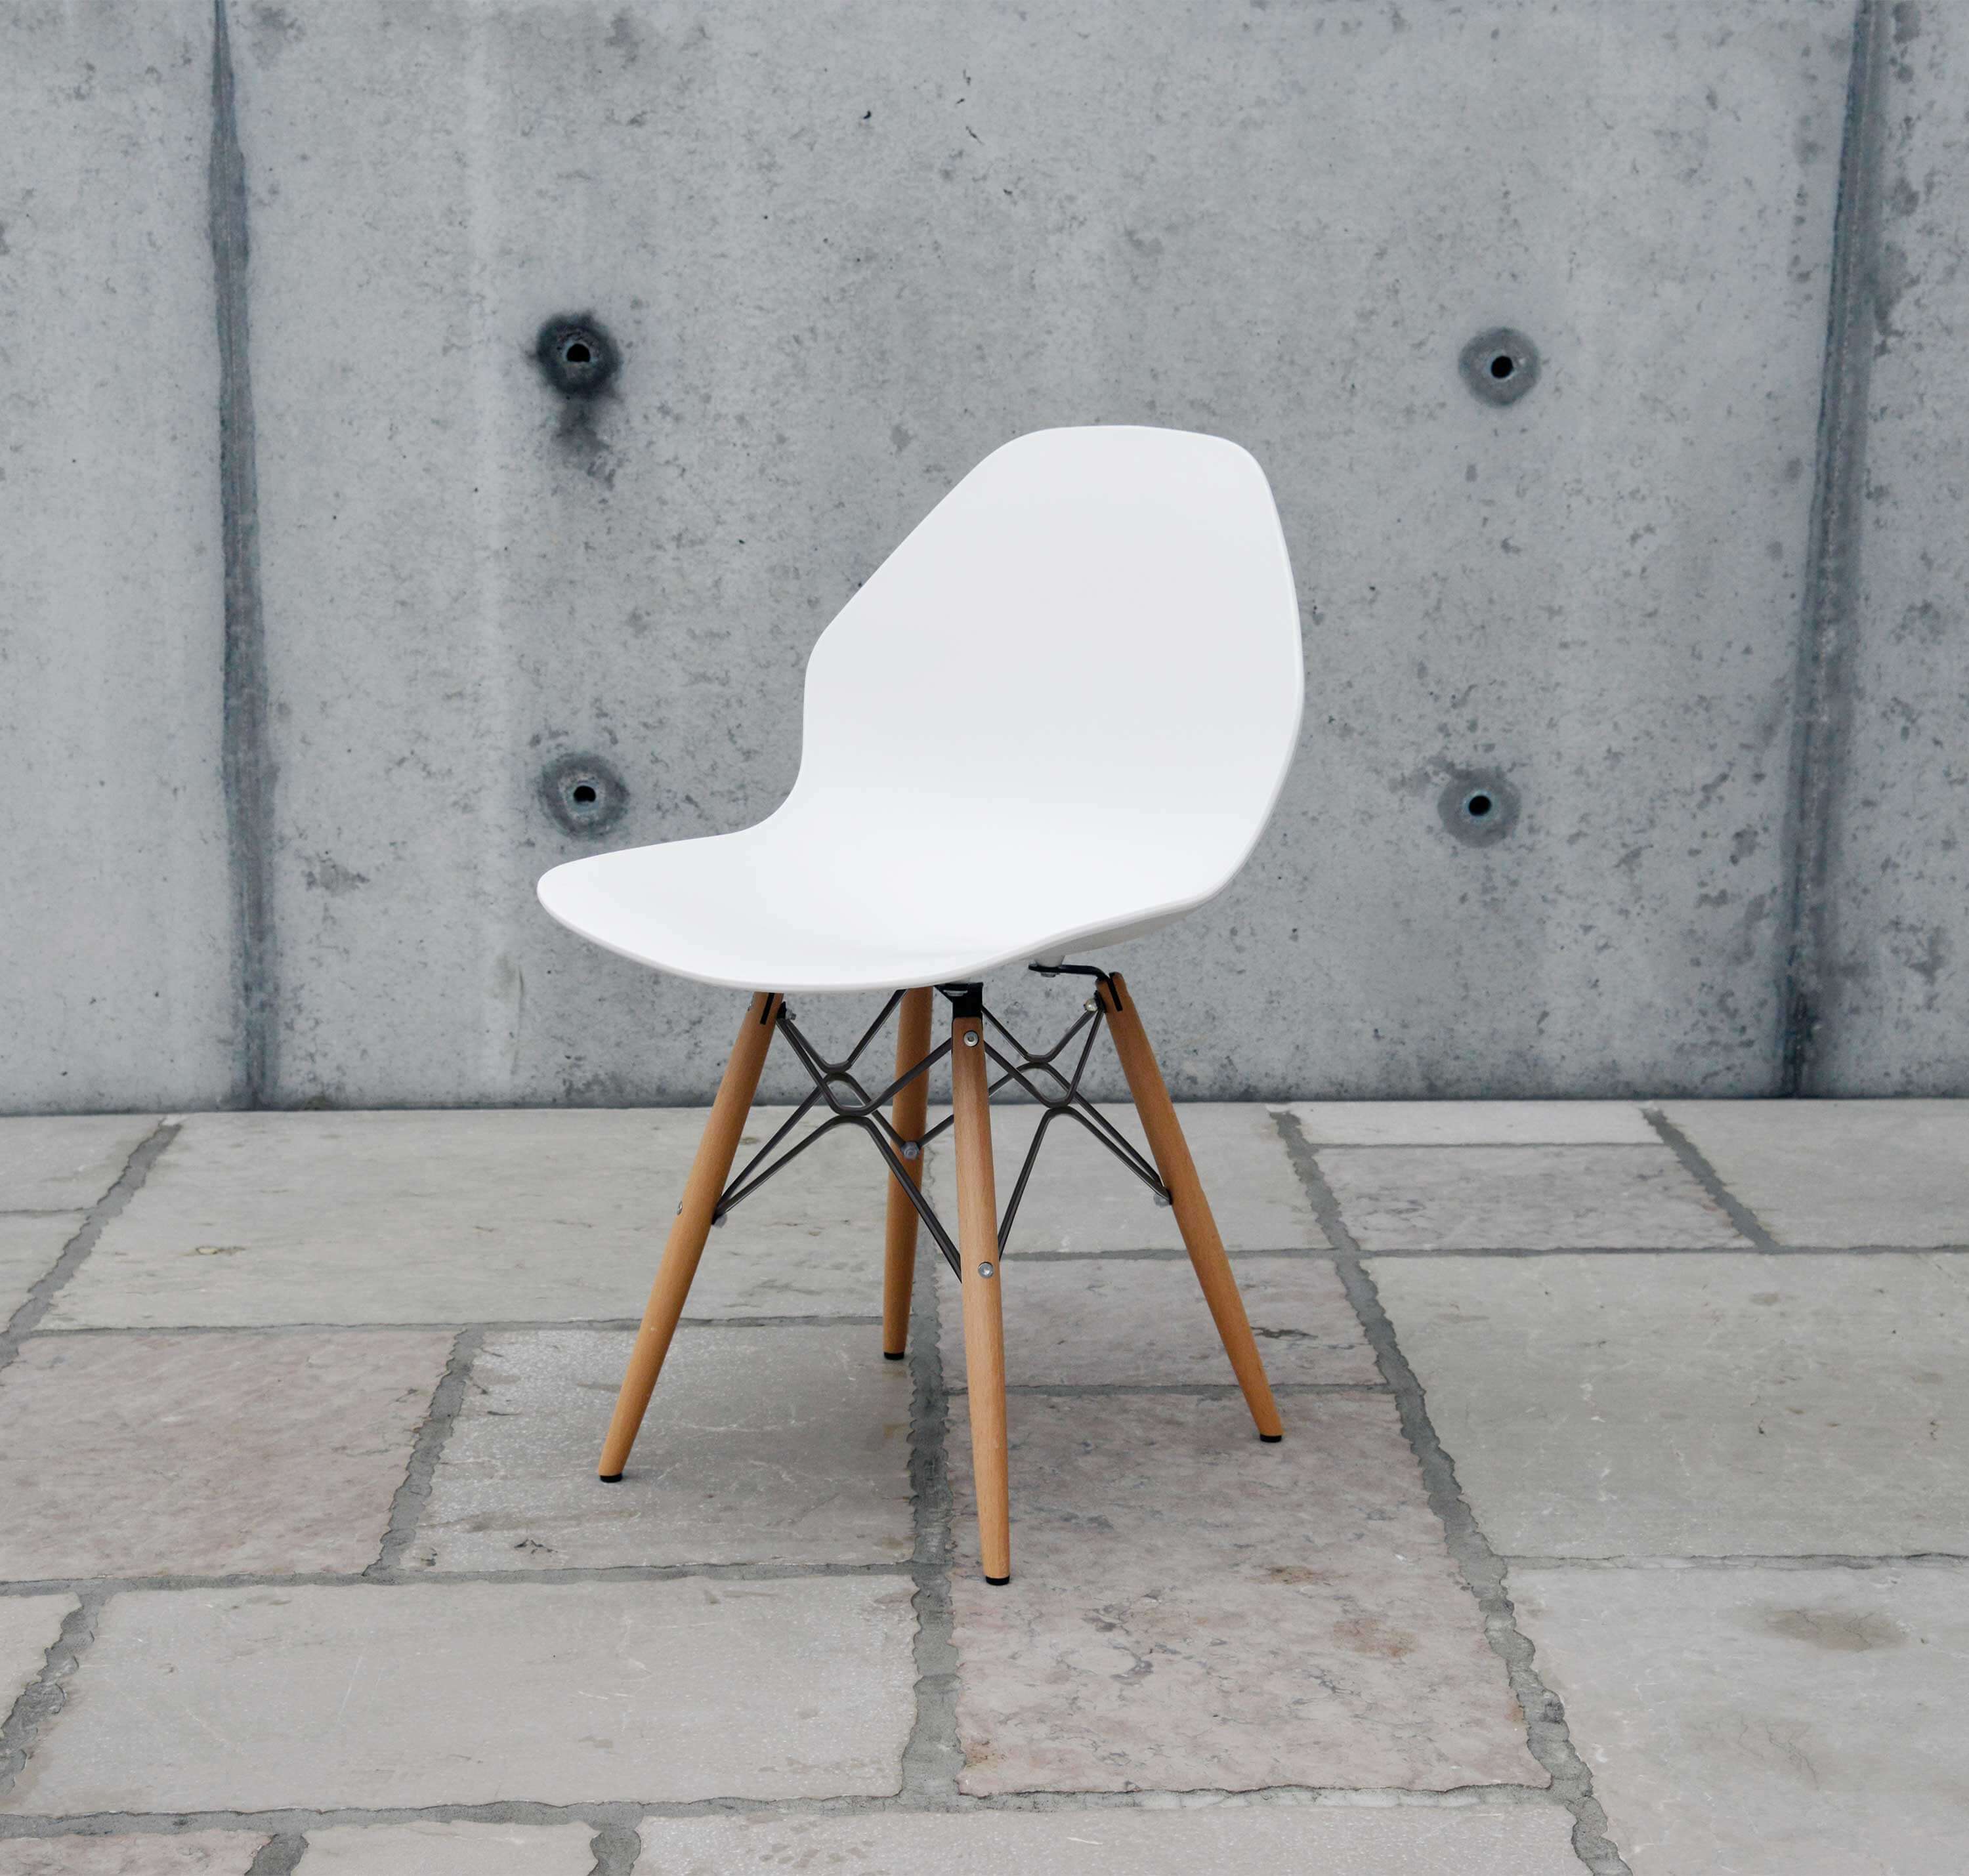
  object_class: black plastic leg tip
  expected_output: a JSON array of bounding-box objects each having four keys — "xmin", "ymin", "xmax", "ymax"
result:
[
  {"xmin": 985, "ymin": 1574, "xmax": 1011, "ymax": 1587},
  {"xmin": 1260, "ymin": 1432, "xmax": 1283, "ymax": 1443},
  {"xmin": 598, "ymin": 1472, "xmax": 624, "ymax": 1483},
  {"xmin": 883, "ymin": 1350, "xmax": 906, "ymax": 1361}
]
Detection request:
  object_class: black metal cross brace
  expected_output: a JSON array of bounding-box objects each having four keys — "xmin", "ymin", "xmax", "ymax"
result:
[{"xmin": 708, "ymin": 969, "xmax": 1173, "ymax": 1274}]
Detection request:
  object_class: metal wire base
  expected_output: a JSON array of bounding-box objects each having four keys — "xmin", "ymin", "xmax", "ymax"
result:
[{"xmin": 709, "ymin": 967, "xmax": 1172, "ymax": 1276}]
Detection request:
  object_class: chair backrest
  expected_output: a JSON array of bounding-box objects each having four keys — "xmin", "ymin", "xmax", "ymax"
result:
[{"xmin": 793, "ymin": 428, "xmax": 1302, "ymax": 858}]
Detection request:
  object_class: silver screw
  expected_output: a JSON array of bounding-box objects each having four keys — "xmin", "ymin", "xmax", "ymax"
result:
[
  {"xmin": 1084, "ymin": 998, "xmax": 1099, "ymax": 1013},
  {"xmin": 900, "ymin": 1140, "xmax": 921, "ymax": 1161},
  {"xmin": 976, "ymin": 1261, "xmax": 996, "ymax": 1280},
  {"xmin": 1153, "ymin": 1192, "xmax": 1173, "ymax": 1208},
  {"xmin": 962, "ymin": 1030, "xmax": 979, "ymax": 1047}
]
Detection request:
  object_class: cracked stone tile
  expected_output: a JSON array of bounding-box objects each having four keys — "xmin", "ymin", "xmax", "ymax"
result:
[
  {"xmin": 413, "ymin": 1326, "xmax": 912, "ymax": 1570},
  {"xmin": 298, "ymin": 1822, "xmax": 596, "ymax": 1873},
  {"xmin": 0, "ymin": 1331, "xmax": 450, "ymax": 1579},
  {"xmin": 946, "ymin": 1393, "xmax": 1539, "ymax": 1794},
  {"xmin": 0, "ymin": 1115, "xmax": 159, "ymax": 1212},
  {"xmin": 0, "ymin": 1594, "xmax": 74, "ymax": 1713},
  {"xmin": 1320, "ymin": 1145, "xmax": 1743, "ymax": 1251},
  {"xmin": 0, "ymin": 1837, "xmax": 265, "ymax": 1875},
  {"xmin": 939, "ymin": 1255, "xmax": 1380, "ymax": 1389},
  {"xmin": 1513, "ymin": 1565, "xmax": 1969, "ymax": 1874},
  {"xmin": 1372, "ymin": 1253, "xmax": 1969, "ymax": 1555},
  {"xmin": 7, "ymin": 1579, "xmax": 915, "ymax": 1812},
  {"xmin": 48, "ymin": 1109, "xmax": 894, "ymax": 1328},
  {"xmin": 923, "ymin": 1103, "xmax": 1321, "ymax": 1255},
  {"xmin": 1658, "ymin": 1098, "xmax": 1969, "ymax": 1247},
  {"xmin": 639, "ymin": 1804, "xmax": 1584, "ymax": 1872},
  {"xmin": 1282, "ymin": 1101, "xmax": 1657, "ymax": 1146},
  {"xmin": 0, "ymin": 1213, "xmax": 81, "ymax": 1323}
]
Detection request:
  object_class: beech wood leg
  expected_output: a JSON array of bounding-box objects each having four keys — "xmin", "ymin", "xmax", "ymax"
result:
[
  {"xmin": 881, "ymin": 987, "xmax": 935, "ymax": 1359},
  {"xmin": 1099, "ymin": 972, "xmax": 1284, "ymax": 1442},
  {"xmin": 597, "ymin": 990, "xmax": 780, "ymax": 1479},
  {"xmin": 951, "ymin": 1006, "xmax": 1011, "ymax": 1583}
]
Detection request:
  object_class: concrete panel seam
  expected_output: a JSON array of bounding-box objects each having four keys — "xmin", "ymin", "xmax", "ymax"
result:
[
  {"xmin": 1272, "ymin": 1113, "xmax": 1630, "ymax": 1876},
  {"xmin": 0, "ymin": 1122, "xmax": 178, "ymax": 1381},
  {"xmin": 370, "ymin": 1327, "xmax": 486, "ymax": 1574},
  {"xmin": 1779, "ymin": 0, "xmax": 1895, "ymax": 1094},
  {"xmin": 209, "ymin": 0, "xmax": 278, "ymax": 1108},
  {"xmin": 1640, "ymin": 1109, "xmax": 1781, "ymax": 1249}
]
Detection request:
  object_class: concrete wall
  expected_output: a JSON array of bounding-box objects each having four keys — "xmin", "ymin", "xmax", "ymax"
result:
[
  {"xmin": 1, "ymin": 0, "xmax": 1958, "ymax": 1110},
  {"xmin": 1810, "ymin": 0, "xmax": 1969, "ymax": 1094}
]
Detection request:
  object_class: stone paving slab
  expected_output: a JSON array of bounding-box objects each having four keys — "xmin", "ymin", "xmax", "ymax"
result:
[
  {"xmin": 638, "ymin": 1803, "xmax": 1584, "ymax": 1872},
  {"xmin": 49, "ymin": 1110, "xmax": 892, "ymax": 1328},
  {"xmin": 1321, "ymin": 1145, "xmax": 1743, "ymax": 1251},
  {"xmin": 0, "ymin": 1215, "xmax": 80, "ymax": 1324},
  {"xmin": 0, "ymin": 1332, "xmax": 450, "ymax": 1581},
  {"xmin": 0, "ymin": 1117, "xmax": 158, "ymax": 1213},
  {"xmin": 0, "ymin": 1837, "xmax": 263, "ymax": 1875},
  {"xmin": 1282, "ymin": 1101, "xmax": 1655, "ymax": 1146},
  {"xmin": 939, "ymin": 1255, "xmax": 1380, "ymax": 1390},
  {"xmin": 1512, "ymin": 1564, "xmax": 1969, "ymax": 1874},
  {"xmin": 1659, "ymin": 1099, "xmax": 1969, "ymax": 1246},
  {"xmin": 297, "ymin": 1821, "xmax": 596, "ymax": 1873},
  {"xmin": 0, "ymin": 1595, "xmax": 74, "ymax": 1715},
  {"xmin": 1372, "ymin": 1253, "xmax": 1969, "ymax": 1556},
  {"xmin": 946, "ymin": 1393, "xmax": 1538, "ymax": 1795},
  {"xmin": 413, "ymin": 1327, "xmax": 912, "ymax": 1570},
  {"xmin": 923, "ymin": 1104, "xmax": 1321, "ymax": 1255},
  {"xmin": 8, "ymin": 1579, "xmax": 916, "ymax": 1813}
]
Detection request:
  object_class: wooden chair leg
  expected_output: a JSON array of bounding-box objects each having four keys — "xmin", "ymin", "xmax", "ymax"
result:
[
  {"xmin": 950, "ymin": 1004, "xmax": 1011, "ymax": 1583},
  {"xmin": 1098, "ymin": 972, "xmax": 1284, "ymax": 1442},
  {"xmin": 881, "ymin": 987, "xmax": 935, "ymax": 1359},
  {"xmin": 597, "ymin": 990, "xmax": 780, "ymax": 1480}
]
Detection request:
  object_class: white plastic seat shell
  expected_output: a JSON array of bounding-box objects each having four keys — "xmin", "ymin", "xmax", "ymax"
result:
[{"xmin": 537, "ymin": 425, "xmax": 1303, "ymax": 993}]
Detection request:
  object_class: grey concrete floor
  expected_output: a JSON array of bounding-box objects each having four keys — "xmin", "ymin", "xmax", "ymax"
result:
[{"xmin": 0, "ymin": 1101, "xmax": 1964, "ymax": 1873}]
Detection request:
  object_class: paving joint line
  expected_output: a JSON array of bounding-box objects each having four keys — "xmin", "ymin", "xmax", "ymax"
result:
[
  {"xmin": 0, "ymin": 1589, "xmax": 106, "ymax": 1803},
  {"xmin": 897, "ymin": 1242, "xmax": 964, "ymax": 1806},
  {"xmin": 1273, "ymin": 1111, "xmax": 1632, "ymax": 1876},
  {"xmin": 587, "ymin": 1818, "xmax": 640, "ymax": 1876},
  {"xmin": 0, "ymin": 1122, "xmax": 177, "ymax": 1381},
  {"xmin": 942, "ymin": 1381, "xmax": 1387, "ymax": 1396},
  {"xmin": 1351, "ymin": 1241, "xmax": 1969, "ymax": 1257},
  {"xmin": 371, "ymin": 1326, "xmax": 484, "ymax": 1574},
  {"xmin": 0, "ymin": 1562, "xmax": 918, "ymax": 1599},
  {"xmin": 1503, "ymin": 1553, "xmax": 1969, "ymax": 1571},
  {"xmin": 1276, "ymin": 1140, "xmax": 1671, "ymax": 1152},
  {"xmin": 242, "ymin": 1833, "xmax": 304, "ymax": 1875},
  {"xmin": 23, "ymin": 1314, "xmax": 885, "ymax": 1339},
  {"xmin": 1641, "ymin": 1108, "xmax": 1779, "ymax": 1249},
  {"xmin": 0, "ymin": 1782, "xmax": 1571, "ymax": 1843}
]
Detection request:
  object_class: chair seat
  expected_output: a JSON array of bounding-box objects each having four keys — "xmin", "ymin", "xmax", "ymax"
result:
[{"xmin": 536, "ymin": 785, "xmax": 1249, "ymax": 993}]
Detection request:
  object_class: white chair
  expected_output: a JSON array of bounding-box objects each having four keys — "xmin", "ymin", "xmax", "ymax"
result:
[{"xmin": 539, "ymin": 425, "xmax": 1303, "ymax": 1583}]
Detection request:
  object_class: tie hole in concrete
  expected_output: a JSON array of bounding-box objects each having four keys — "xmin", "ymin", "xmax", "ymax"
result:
[
  {"xmin": 1460, "ymin": 328, "xmax": 1540, "ymax": 406},
  {"xmin": 535, "ymin": 316, "xmax": 619, "ymax": 398},
  {"xmin": 1439, "ymin": 772, "xmax": 1520, "ymax": 846},
  {"xmin": 540, "ymin": 754, "xmax": 629, "ymax": 837}
]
